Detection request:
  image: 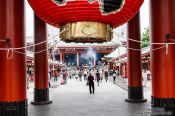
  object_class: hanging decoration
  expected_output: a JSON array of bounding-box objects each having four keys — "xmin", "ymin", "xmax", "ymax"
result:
[{"xmin": 28, "ymin": 0, "xmax": 144, "ymax": 43}]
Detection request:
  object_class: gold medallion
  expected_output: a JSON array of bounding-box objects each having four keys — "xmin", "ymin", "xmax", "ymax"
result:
[{"xmin": 82, "ymin": 22, "xmax": 96, "ymax": 36}]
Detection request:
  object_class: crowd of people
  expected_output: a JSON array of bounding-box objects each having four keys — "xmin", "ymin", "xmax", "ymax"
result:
[
  {"xmin": 47, "ymin": 67, "xmax": 120, "ymax": 94},
  {"xmin": 27, "ymin": 65, "xmax": 152, "ymax": 93}
]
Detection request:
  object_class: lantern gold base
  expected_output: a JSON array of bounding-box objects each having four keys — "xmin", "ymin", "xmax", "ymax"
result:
[{"xmin": 60, "ymin": 21, "xmax": 112, "ymax": 43}]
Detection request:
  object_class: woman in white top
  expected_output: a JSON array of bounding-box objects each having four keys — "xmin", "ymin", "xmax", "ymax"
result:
[{"xmin": 142, "ymin": 70, "xmax": 147, "ymax": 86}]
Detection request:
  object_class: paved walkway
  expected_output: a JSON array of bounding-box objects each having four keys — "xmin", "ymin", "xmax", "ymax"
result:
[
  {"xmin": 108, "ymin": 76, "xmax": 152, "ymax": 92},
  {"xmin": 28, "ymin": 79, "xmax": 151, "ymax": 116}
]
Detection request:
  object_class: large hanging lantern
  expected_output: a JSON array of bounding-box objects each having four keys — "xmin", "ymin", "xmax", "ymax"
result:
[{"xmin": 28, "ymin": 0, "xmax": 144, "ymax": 43}]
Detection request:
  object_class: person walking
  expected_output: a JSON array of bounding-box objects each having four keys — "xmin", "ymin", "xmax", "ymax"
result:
[
  {"xmin": 104, "ymin": 70, "xmax": 109, "ymax": 82},
  {"xmin": 116, "ymin": 69, "xmax": 119, "ymax": 77},
  {"xmin": 146, "ymin": 69, "xmax": 151, "ymax": 80},
  {"xmin": 75, "ymin": 70, "xmax": 78, "ymax": 81},
  {"xmin": 88, "ymin": 73, "xmax": 95, "ymax": 94},
  {"xmin": 48, "ymin": 71, "xmax": 51, "ymax": 87},
  {"xmin": 100, "ymin": 69, "xmax": 103, "ymax": 82},
  {"xmin": 112, "ymin": 70, "xmax": 117, "ymax": 83},
  {"xmin": 78, "ymin": 70, "xmax": 82, "ymax": 81},
  {"xmin": 69, "ymin": 70, "xmax": 72, "ymax": 79},
  {"xmin": 142, "ymin": 69, "xmax": 147, "ymax": 86},
  {"xmin": 84, "ymin": 70, "xmax": 87, "ymax": 80},
  {"xmin": 96, "ymin": 70, "xmax": 100, "ymax": 86},
  {"xmin": 54, "ymin": 70, "xmax": 58, "ymax": 81},
  {"xmin": 109, "ymin": 69, "xmax": 113, "ymax": 77},
  {"xmin": 63, "ymin": 70, "xmax": 67, "ymax": 84},
  {"xmin": 27, "ymin": 72, "xmax": 30, "ymax": 89}
]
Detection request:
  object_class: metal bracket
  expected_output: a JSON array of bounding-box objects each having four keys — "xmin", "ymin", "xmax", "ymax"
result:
[
  {"xmin": 166, "ymin": 34, "xmax": 175, "ymax": 42},
  {"xmin": 0, "ymin": 38, "xmax": 10, "ymax": 47},
  {"xmin": 6, "ymin": 38, "xmax": 10, "ymax": 47}
]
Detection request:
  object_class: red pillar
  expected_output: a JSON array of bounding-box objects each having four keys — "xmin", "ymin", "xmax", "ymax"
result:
[
  {"xmin": 125, "ymin": 12, "xmax": 147, "ymax": 103},
  {"xmin": 124, "ymin": 63, "xmax": 127, "ymax": 78},
  {"xmin": 60, "ymin": 51, "xmax": 63, "ymax": 63},
  {"xmin": 62, "ymin": 52, "xmax": 65, "ymax": 63},
  {"xmin": 31, "ymin": 15, "xmax": 52, "ymax": 105},
  {"xmin": 0, "ymin": 0, "xmax": 27, "ymax": 115},
  {"xmin": 150, "ymin": 0, "xmax": 175, "ymax": 114}
]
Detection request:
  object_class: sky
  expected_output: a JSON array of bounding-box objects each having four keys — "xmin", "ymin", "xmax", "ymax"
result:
[
  {"xmin": 25, "ymin": 0, "xmax": 34, "ymax": 37},
  {"xmin": 140, "ymin": 0, "xmax": 149, "ymax": 33},
  {"xmin": 25, "ymin": 0, "xmax": 150, "ymax": 37}
]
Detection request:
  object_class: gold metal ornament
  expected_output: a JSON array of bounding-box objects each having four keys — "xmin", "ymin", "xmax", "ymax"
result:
[{"xmin": 60, "ymin": 21, "xmax": 112, "ymax": 43}]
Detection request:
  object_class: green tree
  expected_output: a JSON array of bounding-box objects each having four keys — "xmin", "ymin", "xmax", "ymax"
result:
[{"xmin": 141, "ymin": 27, "xmax": 150, "ymax": 48}]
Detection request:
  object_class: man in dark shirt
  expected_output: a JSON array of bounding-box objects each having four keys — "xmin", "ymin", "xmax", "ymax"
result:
[
  {"xmin": 96, "ymin": 70, "xmax": 100, "ymax": 86},
  {"xmin": 104, "ymin": 70, "xmax": 109, "ymax": 82},
  {"xmin": 88, "ymin": 73, "xmax": 95, "ymax": 94}
]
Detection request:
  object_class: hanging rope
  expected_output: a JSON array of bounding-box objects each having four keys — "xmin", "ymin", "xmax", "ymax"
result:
[
  {"xmin": 13, "ymin": 40, "xmax": 61, "ymax": 55},
  {"xmin": 0, "ymin": 28, "xmax": 65, "ymax": 51},
  {"xmin": 113, "ymin": 31, "xmax": 175, "ymax": 45},
  {"xmin": 111, "ymin": 41, "xmax": 166, "ymax": 52},
  {"xmin": 7, "ymin": 49, "xmax": 14, "ymax": 60}
]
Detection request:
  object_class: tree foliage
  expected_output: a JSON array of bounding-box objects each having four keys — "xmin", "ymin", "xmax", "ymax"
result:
[{"xmin": 141, "ymin": 27, "xmax": 150, "ymax": 48}]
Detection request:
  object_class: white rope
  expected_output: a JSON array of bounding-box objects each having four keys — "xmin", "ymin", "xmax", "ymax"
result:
[
  {"xmin": 166, "ymin": 43, "xmax": 169, "ymax": 55},
  {"xmin": 0, "ymin": 28, "xmax": 65, "ymax": 51},
  {"xmin": 0, "ymin": 40, "xmax": 6, "ymax": 42},
  {"xmin": 111, "ymin": 41, "xmax": 166, "ymax": 51},
  {"xmin": 7, "ymin": 49, "xmax": 14, "ymax": 59},
  {"xmin": 113, "ymin": 31, "xmax": 175, "ymax": 45},
  {"xmin": 13, "ymin": 50, "xmax": 26, "ymax": 55},
  {"xmin": 13, "ymin": 40, "xmax": 61, "ymax": 56},
  {"xmin": 0, "ymin": 34, "xmax": 57, "ymax": 50},
  {"xmin": 35, "ymin": 40, "xmax": 61, "ymax": 54}
]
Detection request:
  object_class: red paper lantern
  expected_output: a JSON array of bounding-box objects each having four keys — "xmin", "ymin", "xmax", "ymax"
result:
[
  {"xmin": 28, "ymin": 0, "xmax": 144, "ymax": 43},
  {"xmin": 28, "ymin": 0, "xmax": 143, "ymax": 28}
]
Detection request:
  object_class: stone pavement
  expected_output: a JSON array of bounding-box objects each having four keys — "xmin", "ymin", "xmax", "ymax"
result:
[
  {"xmin": 28, "ymin": 79, "xmax": 151, "ymax": 116},
  {"xmin": 108, "ymin": 76, "xmax": 152, "ymax": 92}
]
